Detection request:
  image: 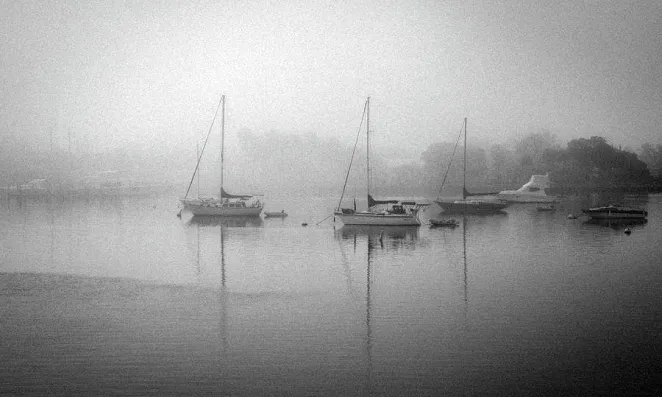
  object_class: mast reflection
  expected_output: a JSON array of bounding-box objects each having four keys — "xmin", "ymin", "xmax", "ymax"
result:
[
  {"xmin": 191, "ymin": 219, "xmax": 230, "ymax": 353},
  {"xmin": 365, "ymin": 232, "xmax": 375, "ymax": 396},
  {"xmin": 462, "ymin": 216, "xmax": 468, "ymax": 312},
  {"xmin": 336, "ymin": 233, "xmax": 357, "ymax": 299},
  {"xmin": 336, "ymin": 225, "xmax": 421, "ymax": 395},
  {"xmin": 333, "ymin": 224, "xmax": 430, "ymax": 393},
  {"xmin": 219, "ymin": 223, "xmax": 227, "ymax": 352}
]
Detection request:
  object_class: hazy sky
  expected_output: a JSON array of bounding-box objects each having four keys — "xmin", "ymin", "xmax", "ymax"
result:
[{"xmin": 2, "ymin": 0, "xmax": 661, "ymax": 159}]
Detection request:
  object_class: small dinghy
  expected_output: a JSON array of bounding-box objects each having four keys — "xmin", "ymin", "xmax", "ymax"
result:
[
  {"xmin": 429, "ymin": 218, "xmax": 459, "ymax": 228},
  {"xmin": 264, "ymin": 210, "xmax": 288, "ymax": 218},
  {"xmin": 536, "ymin": 205, "xmax": 556, "ymax": 212}
]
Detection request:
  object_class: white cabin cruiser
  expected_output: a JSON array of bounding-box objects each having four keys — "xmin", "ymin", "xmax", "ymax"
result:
[{"xmin": 497, "ymin": 174, "xmax": 556, "ymax": 203}]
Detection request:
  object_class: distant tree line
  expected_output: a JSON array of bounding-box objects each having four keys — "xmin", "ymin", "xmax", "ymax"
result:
[
  {"xmin": 3, "ymin": 127, "xmax": 662, "ymax": 196},
  {"xmin": 541, "ymin": 136, "xmax": 652, "ymax": 192},
  {"xmin": 379, "ymin": 131, "xmax": 662, "ymax": 196}
]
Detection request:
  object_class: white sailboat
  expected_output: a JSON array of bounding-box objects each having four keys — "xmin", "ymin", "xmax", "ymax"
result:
[
  {"xmin": 334, "ymin": 97, "xmax": 428, "ymax": 226},
  {"xmin": 179, "ymin": 95, "xmax": 263, "ymax": 217},
  {"xmin": 435, "ymin": 118, "xmax": 509, "ymax": 214},
  {"xmin": 497, "ymin": 174, "xmax": 557, "ymax": 203}
]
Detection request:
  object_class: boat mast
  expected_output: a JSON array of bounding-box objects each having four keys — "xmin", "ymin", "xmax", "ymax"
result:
[
  {"xmin": 366, "ymin": 96, "xmax": 370, "ymax": 206},
  {"xmin": 197, "ymin": 142, "xmax": 200, "ymax": 197},
  {"xmin": 463, "ymin": 117, "xmax": 467, "ymax": 200},
  {"xmin": 220, "ymin": 95, "xmax": 225, "ymax": 200}
]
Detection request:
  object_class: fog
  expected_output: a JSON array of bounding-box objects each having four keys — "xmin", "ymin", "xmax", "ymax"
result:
[{"xmin": 2, "ymin": 0, "xmax": 661, "ymax": 191}]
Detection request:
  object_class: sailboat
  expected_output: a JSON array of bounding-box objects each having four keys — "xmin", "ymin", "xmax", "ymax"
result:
[
  {"xmin": 179, "ymin": 95, "xmax": 263, "ymax": 217},
  {"xmin": 434, "ymin": 118, "xmax": 509, "ymax": 214},
  {"xmin": 334, "ymin": 97, "xmax": 428, "ymax": 226}
]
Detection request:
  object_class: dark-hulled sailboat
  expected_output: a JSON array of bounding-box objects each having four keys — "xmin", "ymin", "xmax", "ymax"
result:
[{"xmin": 434, "ymin": 118, "xmax": 509, "ymax": 214}]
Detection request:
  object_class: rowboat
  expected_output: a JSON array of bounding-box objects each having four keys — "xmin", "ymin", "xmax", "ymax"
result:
[
  {"xmin": 429, "ymin": 218, "xmax": 459, "ymax": 227},
  {"xmin": 264, "ymin": 211, "xmax": 288, "ymax": 218}
]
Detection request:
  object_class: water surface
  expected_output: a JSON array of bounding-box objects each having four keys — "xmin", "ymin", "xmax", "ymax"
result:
[{"xmin": 1, "ymin": 193, "xmax": 660, "ymax": 395}]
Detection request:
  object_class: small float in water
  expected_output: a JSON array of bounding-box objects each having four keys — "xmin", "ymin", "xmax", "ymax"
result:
[
  {"xmin": 429, "ymin": 218, "xmax": 460, "ymax": 228},
  {"xmin": 536, "ymin": 204, "xmax": 556, "ymax": 212},
  {"xmin": 264, "ymin": 210, "xmax": 288, "ymax": 218}
]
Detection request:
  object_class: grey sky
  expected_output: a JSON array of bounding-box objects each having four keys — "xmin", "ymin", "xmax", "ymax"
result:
[{"xmin": 2, "ymin": 0, "xmax": 660, "ymax": 159}]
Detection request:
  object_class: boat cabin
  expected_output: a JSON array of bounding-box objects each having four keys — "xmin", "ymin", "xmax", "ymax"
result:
[{"xmin": 388, "ymin": 204, "xmax": 407, "ymax": 214}]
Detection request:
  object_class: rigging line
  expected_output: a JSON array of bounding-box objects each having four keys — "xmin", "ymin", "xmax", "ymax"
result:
[
  {"xmin": 438, "ymin": 119, "xmax": 466, "ymax": 196},
  {"xmin": 183, "ymin": 95, "xmax": 225, "ymax": 199},
  {"xmin": 336, "ymin": 99, "xmax": 369, "ymax": 210},
  {"xmin": 316, "ymin": 213, "xmax": 333, "ymax": 225}
]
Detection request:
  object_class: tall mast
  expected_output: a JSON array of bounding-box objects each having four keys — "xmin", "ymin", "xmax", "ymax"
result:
[
  {"xmin": 196, "ymin": 142, "xmax": 200, "ymax": 197},
  {"xmin": 366, "ymin": 96, "xmax": 370, "ymax": 204},
  {"xmin": 463, "ymin": 117, "xmax": 467, "ymax": 200},
  {"xmin": 220, "ymin": 95, "xmax": 225, "ymax": 200}
]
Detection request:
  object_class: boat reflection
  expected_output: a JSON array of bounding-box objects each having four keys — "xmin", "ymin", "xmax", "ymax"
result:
[
  {"xmin": 336, "ymin": 225, "xmax": 419, "ymax": 250},
  {"xmin": 582, "ymin": 217, "xmax": 648, "ymax": 230},
  {"xmin": 437, "ymin": 209, "xmax": 508, "ymax": 217},
  {"xmin": 187, "ymin": 215, "xmax": 264, "ymax": 228}
]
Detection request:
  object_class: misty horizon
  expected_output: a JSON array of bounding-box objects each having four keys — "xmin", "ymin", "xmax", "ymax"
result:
[
  {"xmin": 2, "ymin": 1, "xmax": 661, "ymax": 155},
  {"xmin": 2, "ymin": 0, "xmax": 662, "ymax": 198}
]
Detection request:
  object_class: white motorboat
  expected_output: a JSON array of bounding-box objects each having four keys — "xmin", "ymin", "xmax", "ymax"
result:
[{"xmin": 497, "ymin": 174, "xmax": 557, "ymax": 203}]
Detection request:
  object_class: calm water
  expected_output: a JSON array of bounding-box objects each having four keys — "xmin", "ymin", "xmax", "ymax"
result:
[{"xmin": 1, "ymin": 193, "xmax": 661, "ymax": 396}]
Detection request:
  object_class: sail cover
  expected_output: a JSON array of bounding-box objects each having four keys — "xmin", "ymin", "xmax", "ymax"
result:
[
  {"xmin": 368, "ymin": 194, "xmax": 399, "ymax": 208},
  {"xmin": 463, "ymin": 187, "xmax": 499, "ymax": 198},
  {"xmin": 221, "ymin": 188, "xmax": 253, "ymax": 199}
]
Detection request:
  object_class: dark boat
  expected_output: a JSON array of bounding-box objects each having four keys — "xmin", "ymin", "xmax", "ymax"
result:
[
  {"xmin": 581, "ymin": 204, "xmax": 647, "ymax": 220},
  {"xmin": 429, "ymin": 218, "xmax": 459, "ymax": 227}
]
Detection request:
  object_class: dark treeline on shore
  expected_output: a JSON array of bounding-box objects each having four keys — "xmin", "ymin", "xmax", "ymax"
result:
[
  {"xmin": 2, "ymin": 129, "xmax": 662, "ymax": 196},
  {"xmin": 367, "ymin": 131, "xmax": 662, "ymax": 196}
]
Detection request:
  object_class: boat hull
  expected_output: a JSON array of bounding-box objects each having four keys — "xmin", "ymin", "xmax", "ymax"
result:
[
  {"xmin": 496, "ymin": 193, "xmax": 556, "ymax": 203},
  {"xmin": 181, "ymin": 199, "xmax": 262, "ymax": 217},
  {"xmin": 334, "ymin": 211, "xmax": 421, "ymax": 226},
  {"xmin": 582, "ymin": 210, "xmax": 647, "ymax": 219},
  {"xmin": 435, "ymin": 199, "xmax": 509, "ymax": 214},
  {"xmin": 264, "ymin": 212, "xmax": 287, "ymax": 218}
]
